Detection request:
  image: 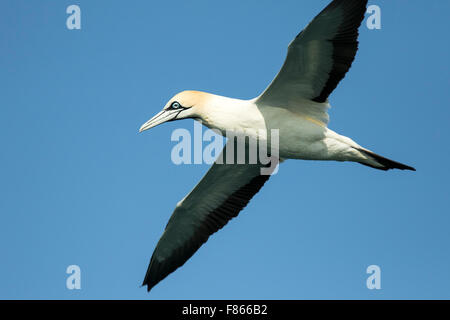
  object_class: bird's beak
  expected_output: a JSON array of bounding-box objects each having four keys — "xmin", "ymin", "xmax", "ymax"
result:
[{"xmin": 139, "ymin": 109, "xmax": 181, "ymax": 133}]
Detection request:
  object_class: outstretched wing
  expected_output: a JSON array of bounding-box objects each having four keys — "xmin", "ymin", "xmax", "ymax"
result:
[
  {"xmin": 143, "ymin": 142, "xmax": 278, "ymax": 291},
  {"xmin": 257, "ymin": 0, "xmax": 368, "ymax": 123}
]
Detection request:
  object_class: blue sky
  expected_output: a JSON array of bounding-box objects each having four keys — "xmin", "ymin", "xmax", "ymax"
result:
[{"xmin": 0, "ymin": 0, "xmax": 449, "ymax": 299}]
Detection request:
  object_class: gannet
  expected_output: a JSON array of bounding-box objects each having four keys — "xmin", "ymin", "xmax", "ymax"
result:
[{"xmin": 139, "ymin": 0, "xmax": 415, "ymax": 292}]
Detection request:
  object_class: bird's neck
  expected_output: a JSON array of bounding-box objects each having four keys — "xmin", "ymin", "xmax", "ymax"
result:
[{"xmin": 196, "ymin": 94, "xmax": 265, "ymax": 134}]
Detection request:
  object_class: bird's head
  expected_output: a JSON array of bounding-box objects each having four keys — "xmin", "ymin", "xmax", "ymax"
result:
[{"xmin": 139, "ymin": 90, "xmax": 211, "ymax": 132}]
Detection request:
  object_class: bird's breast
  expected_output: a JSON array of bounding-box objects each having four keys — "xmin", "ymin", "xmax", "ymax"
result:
[{"xmin": 200, "ymin": 99, "xmax": 267, "ymax": 140}]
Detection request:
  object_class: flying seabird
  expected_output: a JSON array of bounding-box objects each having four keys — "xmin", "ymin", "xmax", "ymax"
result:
[{"xmin": 139, "ymin": 0, "xmax": 415, "ymax": 292}]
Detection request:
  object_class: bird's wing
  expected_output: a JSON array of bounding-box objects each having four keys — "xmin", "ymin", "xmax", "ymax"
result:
[
  {"xmin": 143, "ymin": 142, "xmax": 278, "ymax": 291},
  {"xmin": 256, "ymin": 0, "xmax": 368, "ymax": 124}
]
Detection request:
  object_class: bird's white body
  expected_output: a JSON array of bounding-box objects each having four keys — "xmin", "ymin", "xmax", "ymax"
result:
[{"xmin": 197, "ymin": 93, "xmax": 367, "ymax": 165}]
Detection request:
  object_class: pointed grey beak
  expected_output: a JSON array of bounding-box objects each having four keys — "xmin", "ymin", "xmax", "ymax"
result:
[{"xmin": 139, "ymin": 109, "xmax": 181, "ymax": 133}]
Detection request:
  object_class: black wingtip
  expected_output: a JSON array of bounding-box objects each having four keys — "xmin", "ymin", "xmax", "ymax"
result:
[
  {"xmin": 311, "ymin": 0, "xmax": 369, "ymax": 103},
  {"xmin": 141, "ymin": 279, "xmax": 153, "ymax": 292}
]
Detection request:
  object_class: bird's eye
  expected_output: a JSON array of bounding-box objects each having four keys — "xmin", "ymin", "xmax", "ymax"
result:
[{"xmin": 171, "ymin": 102, "xmax": 181, "ymax": 109}]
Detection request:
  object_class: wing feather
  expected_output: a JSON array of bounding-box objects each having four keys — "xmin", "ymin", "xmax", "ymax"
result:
[
  {"xmin": 257, "ymin": 0, "xmax": 368, "ymax": 122},
  {"xmin": 143, "ymin": 143, "xmax": 277, "ymax": 291}
]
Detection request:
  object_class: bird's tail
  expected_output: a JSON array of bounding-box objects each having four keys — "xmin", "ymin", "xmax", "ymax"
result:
[{"xmin": 356, "ymin": 147, "xmax": 416, "ymax": 171}]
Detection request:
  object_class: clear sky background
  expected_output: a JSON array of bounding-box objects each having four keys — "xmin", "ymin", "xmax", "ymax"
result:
[{"xmin": 0, "ymin": 0, "xmax": 449, "ymax": 299}]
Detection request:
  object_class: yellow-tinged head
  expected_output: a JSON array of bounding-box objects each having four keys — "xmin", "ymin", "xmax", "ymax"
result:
[{"xmin": 139, "ymin": 90, "xmax": 212, "ymax": 132}]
